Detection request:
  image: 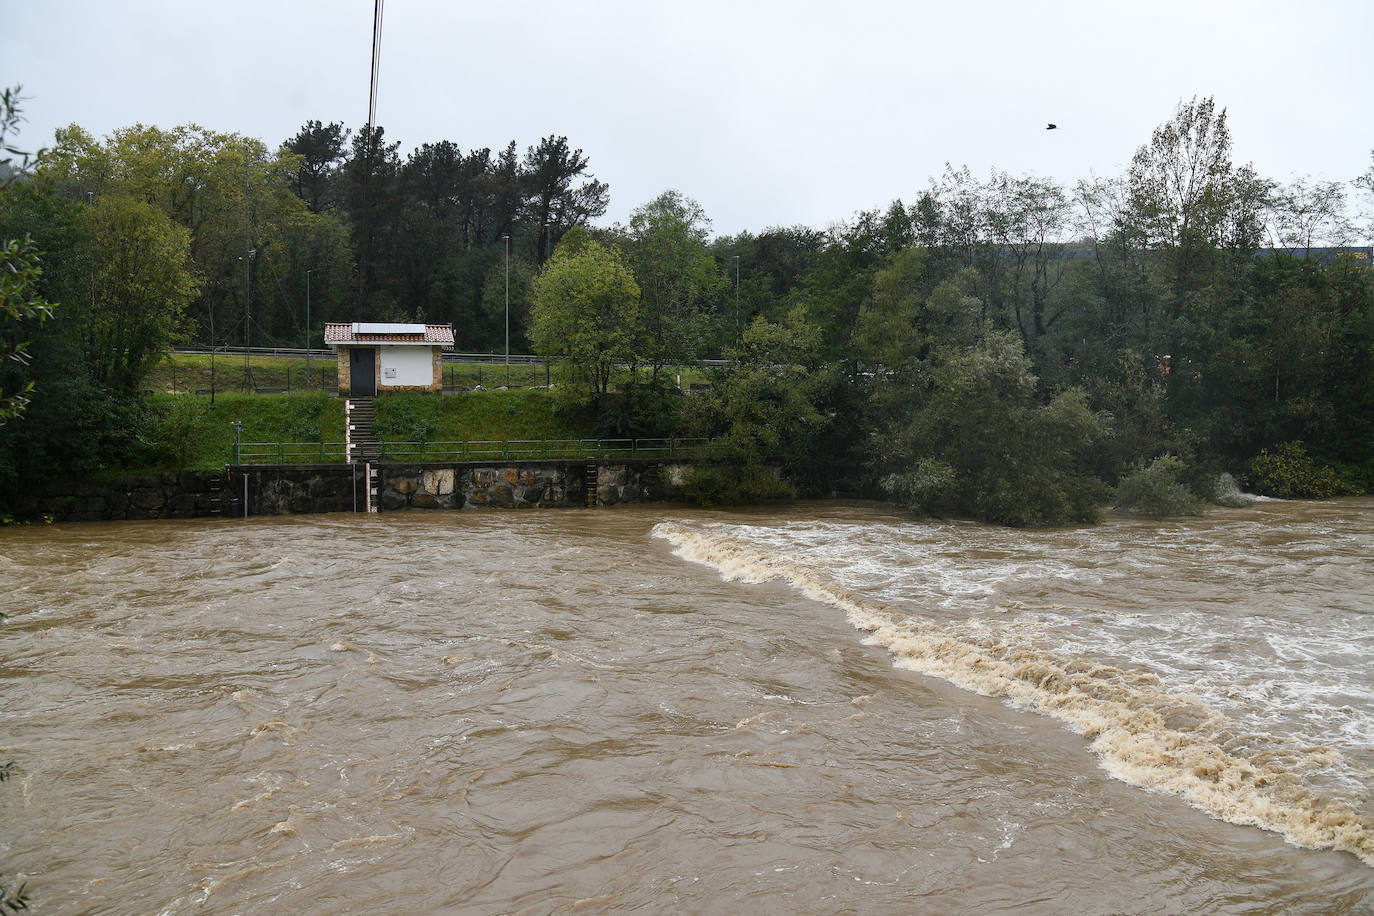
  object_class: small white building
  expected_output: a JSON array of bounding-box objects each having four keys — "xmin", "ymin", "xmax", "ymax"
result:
[{"xmin": 324, "ymin": 322, "xmax": 455, "ymax": 396}]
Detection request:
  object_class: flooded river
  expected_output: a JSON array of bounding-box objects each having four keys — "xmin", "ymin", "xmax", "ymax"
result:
[{"xmin": 2, "ymin": 499, "xmax": 1372, "ymax": 913}]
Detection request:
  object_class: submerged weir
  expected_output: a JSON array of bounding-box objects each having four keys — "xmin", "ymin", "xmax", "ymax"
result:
[{"xmin": 655, "ymin": 509, "xmax": 1374, "ymax": 867}]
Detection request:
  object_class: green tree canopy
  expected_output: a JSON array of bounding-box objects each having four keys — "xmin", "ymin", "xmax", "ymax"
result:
[
  {"xmin": 705, "ymin": 308, "xmax": 828, "ymax": 464},
  {"xmin": 84, "ymin": 194, "xmax": 199, "ymax": 392},
  {"xmin": 880, "ymin": 330, "xmax": 1107, "ymax": 526},
  {"xmin": 625, "ymin": 190, "xmax": 724, "ymax": 385},
  {"xmin": 529, "ymin": 231, "xmax": 640, "ymax": 406}
]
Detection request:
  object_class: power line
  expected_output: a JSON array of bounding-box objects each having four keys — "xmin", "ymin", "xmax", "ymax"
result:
[{"xmin": 368, "ymin": 0, "xmax": 384, "ymax": 132}]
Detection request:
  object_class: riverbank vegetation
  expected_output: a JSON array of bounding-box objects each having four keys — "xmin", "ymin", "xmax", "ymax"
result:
[{"xmin": 2, "ymin": 90, "xmax": 1372, "ymax": 522}]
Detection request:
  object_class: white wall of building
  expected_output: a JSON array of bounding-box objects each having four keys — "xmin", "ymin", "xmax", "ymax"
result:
[{"xmin": 379, "ymin": 346, "xmax": 434, "ymax": 388}]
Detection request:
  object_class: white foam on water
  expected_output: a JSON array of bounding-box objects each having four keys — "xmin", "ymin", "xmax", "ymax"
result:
[{"xmin": 653, "ymin": 519, "xmax": 1374, "ymax": 867}]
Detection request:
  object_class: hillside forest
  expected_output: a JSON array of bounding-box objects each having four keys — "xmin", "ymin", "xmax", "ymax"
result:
[{"xmin": 1, "ymin": 92, "xmax": 1372, "ymax": 524}]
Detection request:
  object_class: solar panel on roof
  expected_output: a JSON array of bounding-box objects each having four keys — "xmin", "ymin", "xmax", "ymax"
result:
[{"xmin": 353, "ymin": 322, "xmax": 427, "ymax": 335}]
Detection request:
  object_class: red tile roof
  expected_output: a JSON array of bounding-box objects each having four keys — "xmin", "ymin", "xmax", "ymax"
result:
[{"xmin": 324, "ymin": 323, "xmax": 454, "ymax": 346}]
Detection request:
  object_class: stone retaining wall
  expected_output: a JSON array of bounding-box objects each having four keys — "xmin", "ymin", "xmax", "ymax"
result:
[
  {"xmin": 373, "ymin": 459, "xmax": 692, "ymax": 511},
  {"xmin": 5, "ymin": 470, "xmax": 233, "ymax": 522},
  {"xmin": 6, "ymin": 460, "xmax": 717, "ymax": 523}
]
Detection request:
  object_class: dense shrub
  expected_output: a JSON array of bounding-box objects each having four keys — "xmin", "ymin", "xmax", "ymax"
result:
[
  {"xmin": 1113, "ymin": 454, "xmax": 1205, "ymax": 517},
  {"xmin": 876, "ymin": 333, "xmax": 1109, "ymax": 527},
  {"xmin": 1247, "ymin": 441, "xmax": 1344, "ymax": 499},
  {"xmin": 141, "ymin": 396, "xmax": 210, "ymax": 468},
  {"xmin": 679, "ymin": 463, "xmax": 795, "ymax": 507}
]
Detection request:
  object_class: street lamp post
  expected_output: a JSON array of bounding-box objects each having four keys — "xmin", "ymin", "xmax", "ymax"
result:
[
  {"xmin": 306, "ymin": 269, "xmax": 313, "ymax": 389},
  {"xmin": 732, "ymin": 255, "xmax": 741, "ymax": 329},
  {"xmin": 241, "ymin": 248, "xmax": 256, "ymax": 391},
  {"xmin": 503, "ymin": 234, "xmax": 510, "ymax": 388}
]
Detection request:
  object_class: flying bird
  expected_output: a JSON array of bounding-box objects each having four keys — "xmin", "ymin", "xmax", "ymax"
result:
[{"xmin": 1046, "ymin": 123, "xmax": 1058, "ymax": 130}]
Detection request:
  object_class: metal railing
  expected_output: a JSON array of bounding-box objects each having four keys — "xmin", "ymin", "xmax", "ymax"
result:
[
  {"xmin": 234, "ymin": 437, "xmax": 728, "ymax": 465},
  {"xmin": 238, "ymin": 441, "xmax": 349, "ymax": 464}
]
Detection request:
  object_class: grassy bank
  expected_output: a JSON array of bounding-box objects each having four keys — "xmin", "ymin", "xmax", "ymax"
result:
[
  {"xmin": 373, "ymin": 389, "xmax": 589, "ymax": 444},
  {"xmin": 146, "ymin": 392, "xmax": 346, "ymax": 468},
  {"xmin": 142, "ymin": 389, "xmax": 597, "ymax": 470}
]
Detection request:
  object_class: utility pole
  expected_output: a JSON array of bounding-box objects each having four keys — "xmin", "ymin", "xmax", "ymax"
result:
[{"xmin": 243, "ymin": 146, "xmax": 254, "ymax": 392}]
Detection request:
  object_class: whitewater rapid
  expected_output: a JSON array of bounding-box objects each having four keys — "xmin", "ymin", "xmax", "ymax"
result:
[{"xmin": 652, "ymin": 510, "xmax": 1374, "ymax": 867}]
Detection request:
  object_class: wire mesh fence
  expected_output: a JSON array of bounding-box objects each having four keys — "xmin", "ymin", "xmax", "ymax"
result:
[{"xmin": 234, "ymin": 438, "xmax": 729, "ymax": 465}]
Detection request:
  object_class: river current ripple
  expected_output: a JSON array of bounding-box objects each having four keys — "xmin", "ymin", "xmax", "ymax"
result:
[{"xmin": 2, "ymin": 499, "xmax": 1372, "ymax": 913}]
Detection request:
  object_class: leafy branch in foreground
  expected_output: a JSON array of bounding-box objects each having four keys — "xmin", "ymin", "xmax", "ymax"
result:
[
  {"xmin": 0, "ymin": 880, "xmax": 28, "ymax": 914},
  {"xmin": 0, "ymin": 235, "xmax": 53, "ymax": 425},
  {"xmin": 1, "ymin": 85, "xmax": 54, "ymax": 427},
  {"xmin": 0, "ymin": 760, "xmax": 29, "ymax": 913}
]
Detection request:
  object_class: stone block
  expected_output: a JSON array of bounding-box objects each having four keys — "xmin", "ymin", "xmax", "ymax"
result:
[
  {"xmin": 169, "ymin": 493, "xmax": 198, "ymax": 514},
  {"xmin": 412, "ymin": 491, "xmax": 439, "ymax": 509},
  {"xmin": 380, "ymin": 488, "xmax": 409, "ymax": 511},
  {"xmin": 130, "ymin": 487, "xmax": 166, "ymax": 510},
  {"xmin": 393, "ymin": 477, "xmax": 418, "ymax": 496},
  {"xmin": 477, "ymin": 485, "xmax": 513, "ymax": 508},
  {"xmin": 422, "ymin": 468, "xmax": 454, "ymax": 495},
  {"xmin": 515, "ymin": 483, "xmax": 546, "ymax": 505}
]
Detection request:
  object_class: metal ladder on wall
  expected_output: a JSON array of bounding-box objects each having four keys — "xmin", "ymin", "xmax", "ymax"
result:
[
  {"xmin": 365, "ymin": 463, "xmax": 379, "ymax": 514},
  {"xmin": 205, "ymin": 473, "xmax": 225, "ymax": 517}
]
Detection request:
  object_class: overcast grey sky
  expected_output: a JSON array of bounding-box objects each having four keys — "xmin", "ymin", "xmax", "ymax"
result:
[{"xmin": 4, "ymin": 0, "xmax": 1370, "ymax": 236}]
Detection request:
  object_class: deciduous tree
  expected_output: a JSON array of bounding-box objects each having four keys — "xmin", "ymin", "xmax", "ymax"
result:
[
  {"xmin": 706, "ymin": 308, "xmax": 828, "ymax": 464},
  {"xmin": 1127, "ymin": 96, "xmax": 1235, "ymax": 320},
  {"xmin": 529, "ymin": 231, "xmax": 639, "ymax": 406},
  {"xmin": 625, "ymin": 190, "xmax": 724, "ymax": 386},
  {"xmin": 84, "ymin": 195, "xmax": 199, "ymax": 391}
]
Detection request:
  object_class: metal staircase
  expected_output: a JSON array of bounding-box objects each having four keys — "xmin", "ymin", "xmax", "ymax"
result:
[{"xmin": 346, "ymin": 398, "xmax": 380, "ymax": 463}]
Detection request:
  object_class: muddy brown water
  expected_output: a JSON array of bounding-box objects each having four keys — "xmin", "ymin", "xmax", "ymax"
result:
[{"xmin": 2, "ymin": 499, "xmax": 1372, "ymax": 913}]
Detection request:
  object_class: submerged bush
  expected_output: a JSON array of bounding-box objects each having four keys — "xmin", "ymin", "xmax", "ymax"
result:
[
  {"xmin": 880, "ymin": 458, "xmax": 958, "ymax": 517},
  {"xmin": 1248, "ymin": 441, "xmax": 1344, "ymax": 499},
  {"xmin": 1113, "ymin": 454, "xmax": 1205, "ymax": 517},
  {"xmin": 1212, "ymin": 472, "xmax": 1254, "ymax": 508}
]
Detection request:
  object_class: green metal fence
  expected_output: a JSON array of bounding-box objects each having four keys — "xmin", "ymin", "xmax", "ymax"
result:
[{"xmin": 237, "ymin": 441, "xmax": 350, "ymax": 464}]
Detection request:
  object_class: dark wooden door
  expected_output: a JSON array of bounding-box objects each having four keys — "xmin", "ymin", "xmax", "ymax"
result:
[{"xmin": 349, "ymin": 348, "xmax": 376, "ymax": 396}]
